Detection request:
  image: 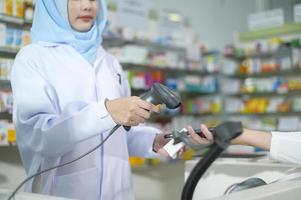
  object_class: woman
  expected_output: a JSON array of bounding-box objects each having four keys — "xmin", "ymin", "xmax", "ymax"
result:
[
  {"xmin": 11, "ymin": 0, "xmax": 171, "ymax": 199},
  {"xmin": 189, "ymin": 124, "xmax": 301, "ymax": 164}
]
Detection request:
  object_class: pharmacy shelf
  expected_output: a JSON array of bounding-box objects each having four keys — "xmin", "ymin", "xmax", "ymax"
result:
[
  {"xmin": 131, "ymin": 88, "xmax": 219, "ymax": 97},
  {"xmin": 238, "ymin": 23, "xmax": 301, "ymax": 42},
  {"xmin": 0, "ymin": 80, "xmax": 219, "ymax": 97},
  {"xmin": 0, "ymin": 14, "xmax": 24, "ymax": 25},
  {"xmin": 224, "ymin": 90, "xmax": 301, "ymax": 98},
  {"xmin": 103, "ymin": 37, "xmax": 186, "ymax": 52},
  {"xmin": 0, "ymin": 13, "xmax": 32, "ymax": 28},
  {"xmin": 224, "ymin": 47, "xmax": 291, "ymax": 61},
  {"xmin": 122, "ymin": 62, "xmax": 218, "ymax": 76},
  {"xmin": 0, "ymin": 110, "xmax": 223, "ymax": 122},
  {"xmin": 0, "ymin": 144, "xmax": 16, "ymax": 147},
  {"xmin": 226, "ymin": 68, "xmax": 301, "ymax": 79},
  {"xmin": 194, "ymin": 152, "xmax": 268, "ymax": 159},
  {"xmin": 225, "ymin": 111, "xmax": 301, "ymax": 117},
  {"xmin": 0, "ymin": 80, "xmax": 11, "ymax": 89},
  {"xmin": 202, "ymin": 50, "xmax": 219, "ymax": 57},
  {"xmin": 224, "ymin": 51, "xmax": 276, "ymax": 60},
  {"xmin": 0, "ymin": 112, "xmax": 12, "ymax": 120},
  {"xmin": 182, "ymin": 112, "xmax": 222, "ymax": 117},
  {"xmin": 150, "ymin": 112, "xmax": 222, "ymax": 121},
  {"xmin": 0, "ymin": 46, "xmax": 19, "ymax": 57}
]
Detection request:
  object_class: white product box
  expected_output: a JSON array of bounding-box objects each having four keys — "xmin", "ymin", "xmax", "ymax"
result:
[{"xmin": 0, "ymin": 23, "xmax": 6, "ymax": 47}]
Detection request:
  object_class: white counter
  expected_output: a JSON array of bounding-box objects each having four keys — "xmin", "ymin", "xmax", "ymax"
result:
[{"xmin": 185, "ymin": 157, "xmax": 301, "ymax": 200}]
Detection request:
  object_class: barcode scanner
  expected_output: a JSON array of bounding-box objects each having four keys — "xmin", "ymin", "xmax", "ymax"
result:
[{"xmin": 124, "ymin": 83, "xmax": 181, "ymax": 131}]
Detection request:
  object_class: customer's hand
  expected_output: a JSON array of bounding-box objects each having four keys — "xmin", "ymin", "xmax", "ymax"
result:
[
  {"xmin": 187, "ymin": 124, "xmax": 214, "ymax": 145},
  {"xmin": 105, "ymin": 96, "xmax": 160, "ymax": 126}
]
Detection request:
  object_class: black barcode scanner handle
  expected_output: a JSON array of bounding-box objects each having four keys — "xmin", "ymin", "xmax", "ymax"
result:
[{"xmin": 124, "ymin": 83, "xmax": 181, "ymax": 131}]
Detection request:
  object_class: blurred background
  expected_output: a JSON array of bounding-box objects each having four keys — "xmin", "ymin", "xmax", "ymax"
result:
[{"xmin": 1, "ymin": 0, "xmax": 301, "ymax": 199}]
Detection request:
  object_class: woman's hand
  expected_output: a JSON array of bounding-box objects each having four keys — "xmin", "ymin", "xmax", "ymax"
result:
[
  {"xmin": 188, "ymin": 124, "xmax": 214, "ymax": 144},
  {"xmin": 153, "ymin": 134, "xmax": 186, "ymax": 158},
  {"xmin": 152, "ymin": 134, "xmax": 171, "ymax": 158},
  {"xmin": 105, "ymin": 96, "xmax": 160, "ymax": 126}
]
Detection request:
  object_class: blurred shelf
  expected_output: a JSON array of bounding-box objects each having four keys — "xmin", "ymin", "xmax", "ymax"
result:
[
  {"xmin": 224, "ymin": 90, "xmax": 301, "ymax": 97},
  {"xmin": 122, "ymin": 62, "xmax": 218, "ymax": 76},
  {"xmin": 224, "ymin": 47, "xmax": 290, "ymax": 60},
  {"xmin": 0, "ymin": 46, "xmax": 19, "ymax": 57},
  {"xmin": 183, "ymin": 112, "xmax": 222, "ymax": 117},
  {"xmin": 150, "ymin": 112, "xmax": 222, "ymax": 122},
  {"xmin": 224, "ymin": 44, "xmax": 292, "ymax": 61},
  {"xmin": 194, "ymin": 152, "xmax": 267, "ymax": 159},
  {"xmin": 0, "ymin": 143, "xmax": 16, "ymax": 147},
  {"xmin": 0, "ymin": 13, "xmax": 32, "ymax": 28},
  {"xmin": 24, "ymin": 20, "xmax": 33, "ymax": 26},
  {"xmin": 103, "ymin": 37, "xmax": 186, "ymax": 52},
  {"xmin": 131, "ymin": 88, "xmax": 218, "ymax": 97},
  {"xmin": 0, "ymin": 112, "xmax": 12, "ymax": 120},
  {"xmin": 0, "ymin": 80, "xmax": 11, "ymax": 89},
  {"xmin": 0, "ymin": 14, "xmax": 24, "ymax": 25},
  {"xmin": 225, "ymin": 111, "xmax": 301, "ymax": 117},
  {"xmin": 238, "ymin": 23, "xmax": 301, "ymax": 42},
  {"xmin": 180, "ymin": 91, "xmax": 219, "ymax": 97},
  {"xmin": 224, "ymin": 52, "xmax": 276, "ymax": 60},
  {"xmin": 226, "ymin": 68, "xmax": 301, "ymax": 79},
  {"xmin": 202, "ymin": 50, "xmax": 219, "ymax": 57}
]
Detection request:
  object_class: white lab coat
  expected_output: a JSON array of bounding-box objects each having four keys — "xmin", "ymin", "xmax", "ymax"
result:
[
  {"xmin": 11, "ymin": 42, "xmax": 161, "ymax": 200},
  {"xmin": 270, "ymin": 132, "xmax": 301, "ymax": 164}
]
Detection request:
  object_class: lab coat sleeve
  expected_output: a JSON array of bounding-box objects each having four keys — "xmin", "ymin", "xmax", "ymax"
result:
[
  {"xmin": 270, "ymin": 131, "xmax": 301, "ymax": 164},
  {"xmin": 116, "ymin": 60, "xmax": 162, "ymax": 158},
  {"xmin": 126, "ymin": 125, "xmax": 162, "ymax": 158},
  {"xmin": 11, "ymin": 57, "xmax": 116, "ymax": 157}
]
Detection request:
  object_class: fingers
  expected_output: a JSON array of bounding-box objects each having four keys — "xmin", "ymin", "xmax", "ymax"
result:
[
  {"xmin": 188, "ymin": 125, "xmax": 212, "ymax": 145},
  {"xmin": 188, "ymin": 126, "xmax": 203, "ymax": 143},
  {"xmin": 107, "ymin": 96, "xmax": 160, "ymax": 126},
  {"xmin": 177, "ymin": 148, "xmax": 185, "ymax": 159},
  {"xmin": 200, "ymin": 124, "xmax": 214, "ymax": 140},
  {"xmin": 136, "ymin": 98, "xmax": 160, "ymax": 113},
  {"xmin": 135, "ymin": 108, "xmax": 151, "ymax": 120},
  {"xmin": 157, "ymin": 148, "xmax": 170, "ymax": 158},
  {"xmin": 127, "ymin": 115, "xmax": 145, "ymax": 126}
]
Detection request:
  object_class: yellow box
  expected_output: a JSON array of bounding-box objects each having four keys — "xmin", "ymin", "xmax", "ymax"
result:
[
  {"xmin": 7, "ymin": 124, "xmax": 16, "ymax": 143},
  {"xmin": 5, "ymin": 0, "xmax": 14, "ymax": 16},
  {"xmin": 129, "ymin": 157, "xmax": 145, "ymax": 167},
  {"xmin": 14, "ymin": 0, "xmax": 24, "ymax": 17}
]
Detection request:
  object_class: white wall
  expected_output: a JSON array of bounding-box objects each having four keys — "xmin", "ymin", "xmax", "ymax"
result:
[
  {"xmin": 149, "ymin": 0, "xmax": 256, "ymax": 49},
  {"xmin": 268, "ymin": 0, "xmax": 301, "ymax": 22},
  {"xmin": 108, "ymin": 0, "xmax": 257, "ymax": 49}
]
